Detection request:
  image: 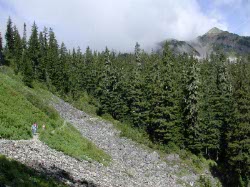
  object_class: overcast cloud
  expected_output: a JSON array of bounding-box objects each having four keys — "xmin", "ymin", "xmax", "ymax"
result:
[{"xmin": 0, "ymin": 0, "xmax": 245, "ymax": 52}]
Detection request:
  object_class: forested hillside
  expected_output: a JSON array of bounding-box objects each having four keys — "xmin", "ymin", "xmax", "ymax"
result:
[{"xmin": 0, "ymin": 17, "xmax": 249, "ymax": 186}]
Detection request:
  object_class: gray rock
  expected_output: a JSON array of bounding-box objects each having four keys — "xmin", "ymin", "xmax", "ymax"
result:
[{"xmin": 0, "ymin": 95, "xmax": 214, "ymax": 187}]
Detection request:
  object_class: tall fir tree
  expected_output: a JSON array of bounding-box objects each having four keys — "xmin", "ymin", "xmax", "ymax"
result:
[
  {"xmin": 13, "ymin": 26, "xmax": 23, "ymax": 74},
  {"xmin": 28, "ymin": 22, "xmax": 40, "ymax": 79},
  {"xmin": 47, "ymin": 28, "xmax": 59, "ymax": 89},
  {"xmin": 22, "ymin": 23, "xmax": 27, "ymax": 49},
  {"xmin": 182, "ymin": 56, "xmax": 201, "ymax": 153},
  {"xmin": 85, "ymin": 46, "xmax": 93, "ymax": 64},
  {"xmin": 20, "ymin": 23, "xmax": 27, "ymax": 74},
  {"xmin": 199, "ymin": 53, "xmax": 233, "ymax": 159},
  {"xmin": 224, "ymin": 58, "xmax": 250, "ymax": 186},
  {"xmin": 148, "ymin": 42, "xmax": 183, "ymax": 147},
  {"xmin": 59, "ymin": 42, "xmax": 69, "ymax": 94},
  {"xmin": 0, "ymin": 31, "xmax": 2, "ymax": 52},
  {"xmin": 135, "ymin": 42, "xmax": 141, "ymax": 63},
  {"xmin": 5, "ymin": 17, "xmax": 14, "ymax": 56},
  {"xmin": 0, "ymin": 31, "xmax": 3, "ymax": 65}
]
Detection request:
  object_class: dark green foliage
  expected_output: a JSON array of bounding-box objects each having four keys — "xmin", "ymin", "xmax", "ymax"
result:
[
  {"xmin": 0, "ymin": 31, "xmax": 4, "ymax": 65},
  {"xmin": 22, "ymin": 23, "xmax": 27, "ymax": 49},
  {"xmin": 1, "ymin": 18, "xmax": 249, "ymax": 186},
  {"xmin": 5, "ymin": 17, "xmax": 14, "ymax": 56},
  {"xmin": 28, "ymin": 22, "xmax": 40, "ymax": 79},
  {"xmin": 13, "ymin": 26, "xmax": 23, "ymax": 74},
  {"xmin": 135, "ymin": 42, "xmax": 141, "ymax": 63},
  {"xmin": 47, "ymin": 28, "xmax": 60, "ymax": 88},
  {"xmin": 0, "ymin": 31, "xmax": 2, "ymax": 52},
  {"xmin": 22, "ymin": 57, "xmax": 33, "ymax": 87},
  {"xmin": 148, "ymin": 42, "xmax": 183, "ymax": 147},
  {"xmin": 182, "ymin": 57, "xmax": 201, "ymax": 153},
  {"xmin": 223, "ymin": 59, "xmax": 250, "ymax": 186},
  {"xmin": 199, "ymin": 53, "xmax": 233, "ymax": 160}
]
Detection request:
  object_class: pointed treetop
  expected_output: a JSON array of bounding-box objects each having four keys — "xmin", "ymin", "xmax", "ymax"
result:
[
  {"xmin": 22, "ymin": 23, "xmax": 27, "ymax": 49},
  {"xmin": 135, "ymin": 42, "xmax": 141, "ymax": 63},
  {"xmin": 0, "ymin": 32, "xmax": 2, "ymax": 51},
  {"xmin": 205, "ymin": 27, "xmax": 224, "ymax": 35}
]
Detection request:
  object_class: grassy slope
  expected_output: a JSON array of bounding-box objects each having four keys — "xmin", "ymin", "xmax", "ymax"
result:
[{"xmin": 0, "ymin": 66, "xmax": 111, "ymax": 165}]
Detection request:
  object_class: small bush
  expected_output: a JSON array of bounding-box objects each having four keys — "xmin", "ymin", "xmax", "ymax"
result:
[{"xmin": 198, "ymin": 175, "xmax": 213, "ymax": 187}]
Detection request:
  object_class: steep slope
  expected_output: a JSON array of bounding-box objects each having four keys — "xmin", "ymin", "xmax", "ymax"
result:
[
  {"xmin": 0, "ymin": 66, "xmax": 110, "ymax": 165},
  {"xmin": 159, "ymin": 39, "xmax": 200, "ymax": 56},
  {"xmin": 159, "ymin": 27, "xmax": 250, "ymax": 58},
  {"xmin": 0, "ymin": 66, "xmax": 220, "ymax": 187}
]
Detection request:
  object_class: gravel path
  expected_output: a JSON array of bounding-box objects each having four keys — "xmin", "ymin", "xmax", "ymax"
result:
[{"xmin": 0, "ymin": 97, "xmax": 189, "ymax": 187}]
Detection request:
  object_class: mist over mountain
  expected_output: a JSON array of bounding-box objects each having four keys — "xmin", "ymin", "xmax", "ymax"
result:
[{"xmin": 159, "ymin": 27, "xmax": 250, "ymax": 58}]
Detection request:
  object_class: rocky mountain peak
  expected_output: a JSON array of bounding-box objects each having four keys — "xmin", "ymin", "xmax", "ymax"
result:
[{"xmin": 205, "ymin": 27, "xmax": 224, "ymax": 35}]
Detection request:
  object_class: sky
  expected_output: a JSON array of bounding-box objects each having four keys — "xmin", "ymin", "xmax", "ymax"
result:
[{"xmin": 0, "ymin": 0, "xmax": 249, "ymax": 52}]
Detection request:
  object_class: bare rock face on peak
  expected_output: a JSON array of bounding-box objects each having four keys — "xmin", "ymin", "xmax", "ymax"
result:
[
  {"xmin": 205, "ymin": 27, "xmax": 224, "ymax": 35},
  {"xmin": 158, "ymin": 27, "xmax": 250, "ymax": 58}
]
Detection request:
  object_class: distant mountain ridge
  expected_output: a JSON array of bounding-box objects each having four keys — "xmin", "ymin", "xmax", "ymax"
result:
[{"xmin": 159, "ymin": 27, "xmax": 250, "ymax": 58}]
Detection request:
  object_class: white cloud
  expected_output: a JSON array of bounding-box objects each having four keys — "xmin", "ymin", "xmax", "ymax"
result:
[{"xmin": 0, "ymin": 0, "xmax": 227, "ymax": 52}]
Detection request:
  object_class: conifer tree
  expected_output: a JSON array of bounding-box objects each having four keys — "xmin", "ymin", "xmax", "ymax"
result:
[
  {"xmin": 68, "ymin": 48, "xmax": 82, "ymax": 99},
  {"xmin": 97, "ymin": 47, "xmax": 112, "ymax": 114},
  {"xmin": 40, "ymin": 27, "xmax": 49, "ymax": 83},
  {"xmin": 47, "ymin": 28, "xmax": 59, "ymax": 88},
  {"xmin": 28, "ymin": 22, "xmax": 40, "ymax": 79},
  {"xmin": 85, "ymin": 46, "xmax": 93, "ymax": 64},
  {"xmin": 199, "ymin": 53, "xmax": 233, "ymax": 159},
  {"xmin": 147, "ymin": 42, "xmax": 183, "ymax": 147},
  {"xmin": 20, "ymin": 23, "xmax": 27, "ymax": 74},
  {"xmin": 135, "ymin": 42, "xmax": 141, "ymax": 63},
  {"xmin": 23, "ymin": 58, "xmax": 33, "ymax": 87},
  {"xmin": 225, "ymin": 59, "xmax": 250, "ymax": 186},
  {"xmin": 13, "ymin": 26, "xmax": 22, "ymax": 74},
  {"xmin": 129, "ymin": 63, "xmax": 148, "ymax": 128},
  {"xmin": 5, "ymin": 17, "xmax": 14, "ymax": 56},
  {"xmin": 0, "ymin": 31, "xmax": 2, "ymax": 52},
  {"xmin": 182, "ymin": 56, "xmax": 201, "ymax": 153},
  {"xmin": 0, "ymin": 31, "xmax": 3, "ymax": 65},
  {"xmin": 59, "ymin": 42, "xmax": 69, "ymax": 93},
  {"xmin": 22, "ymin": 23, "xmax": 27, "ymax": 49}
]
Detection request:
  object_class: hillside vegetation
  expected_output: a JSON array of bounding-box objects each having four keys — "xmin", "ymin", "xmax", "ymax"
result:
[
  {"xmin": 0, "ymin": 66, "xmax": 111, "ymax": 165},
  {"xmin": 0, "ymin": 17, "xmax": 249, "ymax": 186}
]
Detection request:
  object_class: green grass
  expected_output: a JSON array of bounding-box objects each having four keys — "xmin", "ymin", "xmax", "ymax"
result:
[
  {"xmin": 0, "ymin": 155, "xmax": 66, "ymax": 187},
  {"xmin": 0, "ymin": 75, "xmax": 47, "ymax": 139},
  {"xmin": 40, "ymin": 122, "xmax": 111, "ymax": 165},
  {"xmin": 0, "ymin": 66, "xmax": 111, "ymax": 165}
]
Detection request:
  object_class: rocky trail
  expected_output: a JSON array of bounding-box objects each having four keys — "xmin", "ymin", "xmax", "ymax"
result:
[{"xmin": 0, "ymin": 97, "xmax": 198, "ymax": 187}]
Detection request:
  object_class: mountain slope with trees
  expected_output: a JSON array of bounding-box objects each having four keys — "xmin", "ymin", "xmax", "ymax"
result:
[
  {"xmin": 160, "ymin": 27, "xmax": 250, "ymax": 58},
  {"xmin": 0, "ymin": 17, "xmax": 249, "ymax": 186}
]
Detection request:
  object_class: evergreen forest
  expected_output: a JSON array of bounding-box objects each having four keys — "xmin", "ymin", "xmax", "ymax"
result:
[{"xmin": 0, "ymin": 17, "xmax": 249, "ymax": 186}]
